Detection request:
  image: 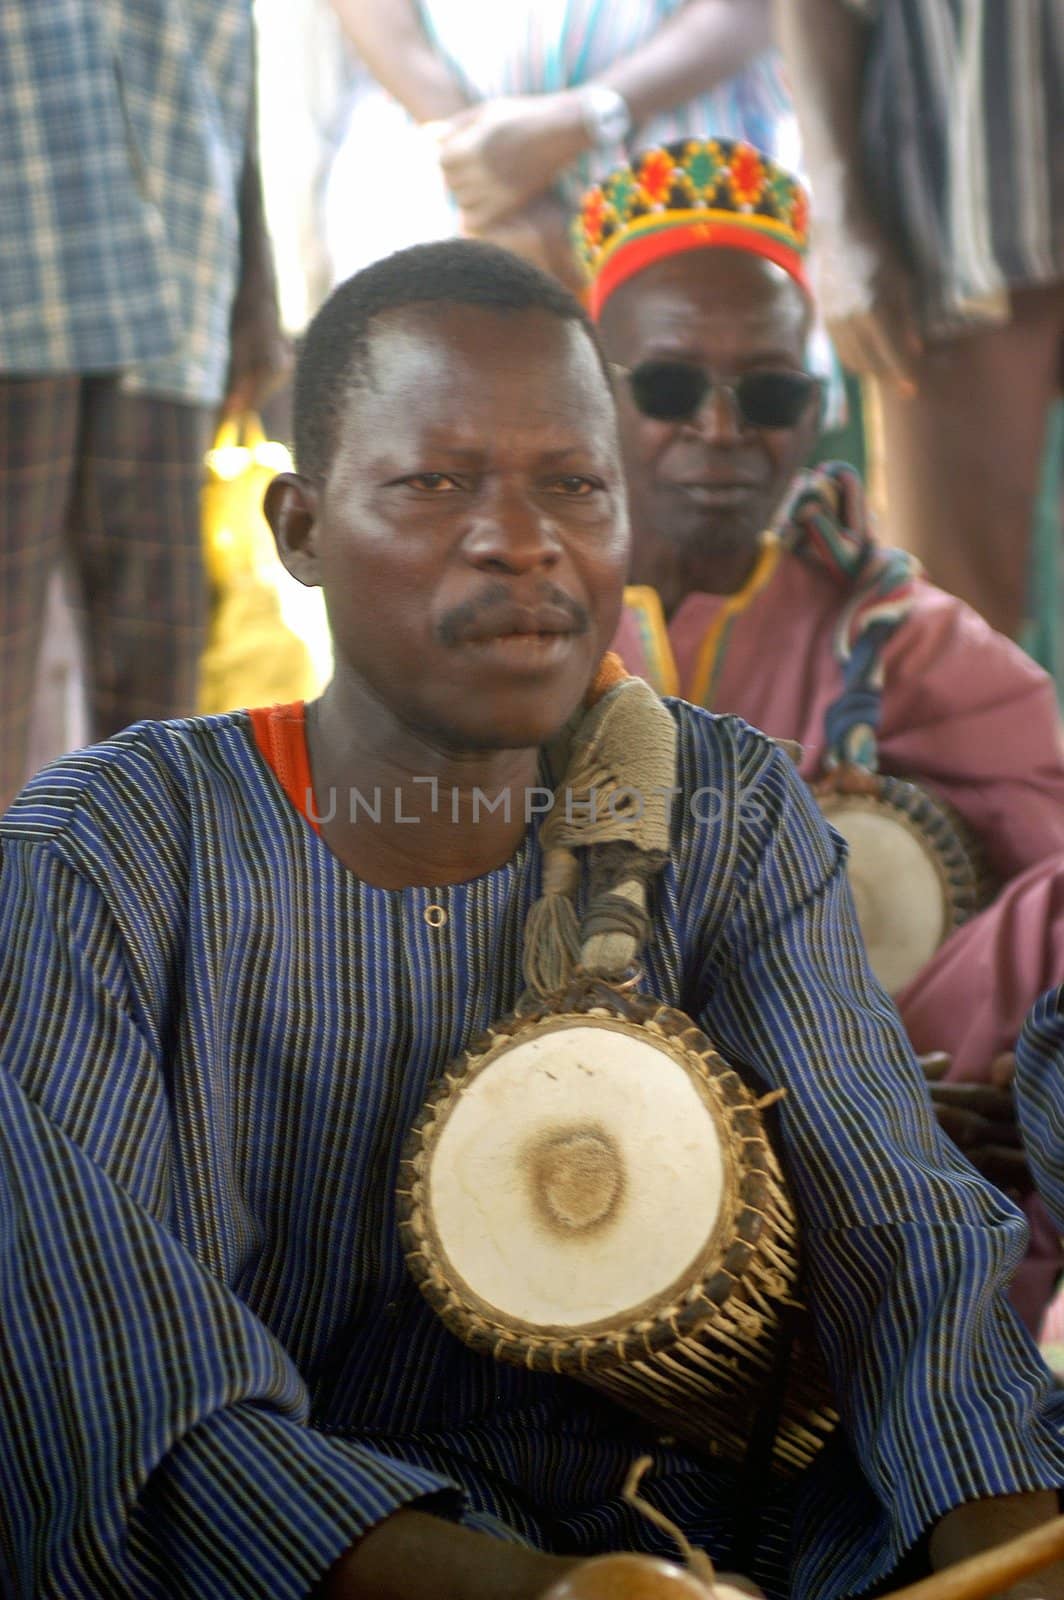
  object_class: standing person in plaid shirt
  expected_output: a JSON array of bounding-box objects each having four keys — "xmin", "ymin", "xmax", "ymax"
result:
[{"xmin": 0, "ymin": 0, "xmax": 288, "ymax": 811}]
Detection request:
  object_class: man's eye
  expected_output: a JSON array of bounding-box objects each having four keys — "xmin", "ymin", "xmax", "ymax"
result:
[
  {"xmin": 549, "ymin": 475, "xmax": 603, "ymax": 497},
  {"xmin": 401, "ymin": 473, "xmax": 461, "ymax": 492}
]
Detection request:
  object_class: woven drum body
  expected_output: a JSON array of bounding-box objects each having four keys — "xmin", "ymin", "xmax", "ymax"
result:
[
  {"xmin": 818, "ymin": 776, "xmax": 991, "ymax": 995},
  {"xmin": 398, "ymin": 981, "xmax": 837, "ymax": 1478}
]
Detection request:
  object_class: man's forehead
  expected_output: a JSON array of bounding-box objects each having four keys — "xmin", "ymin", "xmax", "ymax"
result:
[
  {"xmin": 603, "ymin": 251, "xmax": 809, "ymax": 350},
  {"xmin": 361, "ymin": 302, "xmax": 603, "ymax": 391},
  {"xmin": 333, "ymin": 304, "xmax": 618, "ymax": 462}
]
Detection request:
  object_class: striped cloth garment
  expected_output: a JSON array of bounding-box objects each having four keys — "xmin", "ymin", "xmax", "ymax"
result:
[
  {"xmin": 842, "ymin": 0, "xmax": 1064, "ymax": 335},
  {"xmin": 1014, "ymin": 988, "xmax": 1064, "ymax": 1377},
  {"xmin": 1017, "ymin": 986, "xmax": 1064, "ymax": 1241},
  {"xmin": 1, "ymin": 704, "xmax": 1063, "ymax": 1597},
  {"xmin": 0, "ymin": 0, "xmax": 252, "ymax": 403}
]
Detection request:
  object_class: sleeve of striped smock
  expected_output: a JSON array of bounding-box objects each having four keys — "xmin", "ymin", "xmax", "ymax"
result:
[
  {"xmin": 0, "ymin": 839, "xmax": 459, "ymax": 1598},
  {"xmin": 1015, "ymin": 985, "xmax": 1064, "ymax": 1235},
  {"xmin": 694, "ymin": 731, "xmax": 1064, "ymax": 1569}
]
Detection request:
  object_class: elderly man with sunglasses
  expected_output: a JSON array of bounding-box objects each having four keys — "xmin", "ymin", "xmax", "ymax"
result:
[{"xmin": 576, "ymin": 139, "xmax": 1064, "ymax": 1334}]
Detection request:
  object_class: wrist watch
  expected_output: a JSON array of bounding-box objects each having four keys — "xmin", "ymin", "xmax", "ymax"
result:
[{"xmin": 578, "ymin": 84, "xmax": 632, "ymax": 149}]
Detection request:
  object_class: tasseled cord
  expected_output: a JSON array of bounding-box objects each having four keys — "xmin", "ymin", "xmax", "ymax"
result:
[
  {"xmin": 523, "ymin": 846, "xmax": 583, "ymax": 998},
  {"xmin": 522, "ymin": 657, "xmax": 677, "ymax": 997}
]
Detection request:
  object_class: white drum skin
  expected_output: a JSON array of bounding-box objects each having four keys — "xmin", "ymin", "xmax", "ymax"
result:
[
  {"xmin": 428, "ymin": 1021, "xmax": 726, "ymax": 1328},
  {"xmin": 818, "ymin": 777, "xmax": 987, "ymax": 995},
  {"xmin": 398, "ymin": 983, "xmax": 839, "ymax": 1477},
  {"xmin": 821, "ymin": 803, "xmax": 948, "ymax": 992}
]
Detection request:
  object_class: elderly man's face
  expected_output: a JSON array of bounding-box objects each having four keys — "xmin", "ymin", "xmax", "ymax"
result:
[
  {"xmin": 304, "ymin": 304, "xmax": 629, "ymax": 752},
  {"xmin": 599, "ymin": 250, "xmax": 819, "ymax": 561}
]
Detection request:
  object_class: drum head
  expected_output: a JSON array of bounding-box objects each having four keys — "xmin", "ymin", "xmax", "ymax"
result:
[
  {"xmin": 818, "ymin": 776, "xmax": 983, "ymax": 994},
  {"xmin": 398, "ymin": 983, "xmax": 788, "ymax": 1373},
  {"xmin": 426, "ymin": 1017, "xmax": 727, "ymax": 1329},
  {"xmin": 399, "ymin": 981, "xmax": 838, "ymax": 1475}
]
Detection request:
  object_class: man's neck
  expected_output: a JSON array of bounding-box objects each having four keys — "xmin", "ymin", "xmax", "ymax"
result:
[
  {"xmin": 306, "ymin": 681, "xmax": 542, "ymax": 890},
  {"xmin": 629, "ymin": 526, "xmax": 764, "ymax": 619}
]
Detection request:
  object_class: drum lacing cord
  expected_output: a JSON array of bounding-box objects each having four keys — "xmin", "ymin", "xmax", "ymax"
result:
[
  {"xmin": 778, "ymin": 462, "xmax": 921, "ymax": 773},
  {"xmin": 729, "ymin": 1084, "xmax": 805, "ymax": 1574},
  {"xmin": 523, "ymin": 671, "xmax": 677, "ymax": 997}
]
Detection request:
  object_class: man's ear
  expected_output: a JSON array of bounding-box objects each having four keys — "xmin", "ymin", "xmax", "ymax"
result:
[{"xmin": 264, "ymin": 472, "xmax": 321, "ymax": 588}]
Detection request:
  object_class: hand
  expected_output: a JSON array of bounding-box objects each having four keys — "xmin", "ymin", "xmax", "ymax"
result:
[
  {"xmin": 541, "ymin": 1555, "xmax": 763, "ymax": 1597},
  {"xmin": 320, "ymin": 1509, "xmax": 577, "ymax": 1600},
  {"xmin": 223, "ymin": 283, "xmax": 292, "ymax": 420},
  {"xmin": 812, "ymin": 211, "xmax": 922, "ymax": 394},
  {"xmin": 463, "ymin": 193, "xmax": 586, "ymax": 296},
  {"xmin": 434, "ymin": 94, "xmax": 587, "ymax": 232},
  {"xmin": 811, "ymin": 764, "xmax": 881, "ymax": 799},
  {"xmin": 921, "ymin": 1053, "xmax": 1034, "ymax": 1198}
]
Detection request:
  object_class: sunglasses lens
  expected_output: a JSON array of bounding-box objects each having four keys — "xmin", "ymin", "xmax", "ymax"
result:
[
  {"xmin": 629, "ymin": 361, "xmax": 709, "ymax": 422},
  {"xmin": 736, "ymin": 371, "xmax": 817, "ymax": 428}
]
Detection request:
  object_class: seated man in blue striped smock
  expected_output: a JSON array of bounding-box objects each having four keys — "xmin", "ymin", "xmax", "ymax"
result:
[{"xmin": 1, "ymin": 240, "xmax": 1063, "ymax": 1600}]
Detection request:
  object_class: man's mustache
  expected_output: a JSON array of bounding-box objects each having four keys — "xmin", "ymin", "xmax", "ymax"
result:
[{"xmin": 437, "ymin": 582, "xmax": 591, "ymax": 647}]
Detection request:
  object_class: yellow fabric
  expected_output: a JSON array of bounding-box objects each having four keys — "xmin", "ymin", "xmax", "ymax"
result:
[
  {"xmin": 622, "ymin": 535, "xmax": 780, "ymax": 707},
  {"xmin": 687, "ymin": 532, "xmax": 781, "ymax": 706},
  {"xmin": 197, "ymin": 416, "xmax": 325, "ymax": 715},
  {"xmin": 621, "ymin": 585, "xmax": 680, "ymax": 698}
]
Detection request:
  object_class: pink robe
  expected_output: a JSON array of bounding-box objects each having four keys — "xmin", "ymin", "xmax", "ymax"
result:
[{"xmin": 613, "ymin": 554, "xmax": 1064, "ymax": 1330}]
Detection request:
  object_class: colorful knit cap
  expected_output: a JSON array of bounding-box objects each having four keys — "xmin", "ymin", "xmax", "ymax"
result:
[{"xmin": 575, "ymin": 138, "xmax": 811, "ymax": 320}]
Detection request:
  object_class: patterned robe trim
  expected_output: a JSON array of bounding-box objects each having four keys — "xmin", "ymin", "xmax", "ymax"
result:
[{"xmin": 778, "ymin": 463, "xmax": 922, "ymax": 771}]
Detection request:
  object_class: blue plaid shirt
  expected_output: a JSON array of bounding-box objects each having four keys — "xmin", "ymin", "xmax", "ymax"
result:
[
  {"xmin": 1, "ymin": 704, "xmax": 1063, "ymax": 1597},
  {"xmin": 0, "ymin": 1, "xmax": 253, "ymax": 404}
]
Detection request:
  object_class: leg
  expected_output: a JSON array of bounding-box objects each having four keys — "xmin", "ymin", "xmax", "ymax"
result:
[
  {"xmin": 876, "ymin": 281, "xmax": 1064, "ymax": 639},
  {"xmin": 0, "ymin": 376, "xmax": 80, "ymax": 809},
  {"xmin": 70, "ymin": 382, "xmax": 211, "ymax": 741}
]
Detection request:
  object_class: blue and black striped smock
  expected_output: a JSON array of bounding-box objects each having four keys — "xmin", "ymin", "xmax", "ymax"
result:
[
  {"xmin": 1, "ymin": 700, "xmax": 1062, "ymax": 1598},
  {"xmin": 1017, "ymin": 986, "xmax": 1064, "ymax": 1234}
]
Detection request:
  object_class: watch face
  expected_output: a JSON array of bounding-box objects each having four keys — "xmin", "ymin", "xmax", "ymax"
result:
[{"xmin": 584, "ymin": 87, "xmax": 631, "ymax": 147}]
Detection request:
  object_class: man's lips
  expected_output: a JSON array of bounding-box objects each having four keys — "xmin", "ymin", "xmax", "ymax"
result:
[
  {"xmin": 455, "ymin": 604, "xmax": 585, "ymax": 644},
  {"xmin": 672, "ymin": 479, "xmax": 761, "ymax": 506},
  {"xmin": 674, "ymin": 476, "xmax": 759, "ymax": 491}
]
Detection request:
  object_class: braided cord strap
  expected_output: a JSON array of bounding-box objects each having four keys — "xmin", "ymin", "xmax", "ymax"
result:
[
  {"xmin": 779, "ymin": 463, "xmax": 922, "ymax": 772},
  {"xmin": 522, "ymin": 670, "xmax": 677, "ymax": 997}
]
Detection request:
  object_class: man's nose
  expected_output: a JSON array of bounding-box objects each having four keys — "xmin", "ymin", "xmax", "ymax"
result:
[
  {"xmin": 462, "ymin": 487, "xmax": 563, "ymax": 573},
  {"xmin": 693, "ymin": 383, "xmax": 745, "ymax": 445}
]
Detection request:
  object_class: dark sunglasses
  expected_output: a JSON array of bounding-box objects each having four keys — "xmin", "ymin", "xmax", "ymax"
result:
[{"xmin": 611, "ymin": 360, "xmax": 821, "ymax": 430}]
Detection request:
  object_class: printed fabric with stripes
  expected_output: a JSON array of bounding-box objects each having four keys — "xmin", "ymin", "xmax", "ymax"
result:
[
  {"xmin": 1016, "ymin": 984, "xmax": 1064, "ymax": 1235},
  {"xmin": 1, "ymin": 703, "xmax": 1063, "ymax": 1598},
  {"xmin": 844, "ymin": 0, "xmax": 1064, "ymax": 334}
]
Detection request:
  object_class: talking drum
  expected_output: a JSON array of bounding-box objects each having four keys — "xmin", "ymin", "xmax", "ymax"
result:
[
  {"xmin": 397, "ymin": 979, "xmax": 838, "ymax": 1478},
  {"xmin": 817, "ymin": 776, "xmax": 990, "ymax": 996}
]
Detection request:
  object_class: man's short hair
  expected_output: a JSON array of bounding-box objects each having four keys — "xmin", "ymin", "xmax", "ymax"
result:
[{"xmin": 294, "ymin": 239, "xmax": 606, "ymax": 481}]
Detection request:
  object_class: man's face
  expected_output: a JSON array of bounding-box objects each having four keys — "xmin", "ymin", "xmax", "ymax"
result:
[
  {"xmin": 599, "ymin": 250, "xmax": 819, "ymax": 560},
  {"xmin": 298, "ymin": 304, "xmax": 629, "ymax": 752}
]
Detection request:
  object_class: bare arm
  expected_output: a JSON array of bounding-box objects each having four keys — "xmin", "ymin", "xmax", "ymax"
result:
[
  {"xmin": 224, "ymin": 41, "xmax": 290, "ymax": 415},
  {"xmin": 329, "ymin": 0, "xmax": 469, "ymax": 121},
  {"xmin": 593, "ymin": 0, "xmax": 774, "ymax": 128}
]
